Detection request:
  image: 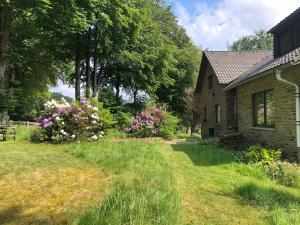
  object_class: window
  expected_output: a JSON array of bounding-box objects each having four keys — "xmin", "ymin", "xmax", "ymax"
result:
[
  {"xmin": 208, "ymin": 75, "xmax": 213, "ymax": 89},
  {"xmin": 215, "ymin": 105, "xmax": 221, "ymax": 123},
  {"xmin": 203, "ymin": 107, "xmax": 207, "ymax": 122},
  {"xmin": 253, "ymin": 90, "xmax": 275, "ymax": 127}
]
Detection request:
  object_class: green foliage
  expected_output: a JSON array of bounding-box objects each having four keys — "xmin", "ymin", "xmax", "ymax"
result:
[
  {"xmin": 30, "ymin": 128, "xmax": 43, "ymax": 143},
  {"xmin": 158, "ymin": 112, "xmax": 180, "ymax": 139},
  {"xmin": 51, "ymin": 92, "xmax": 73, "ymax": 103},
  {"xmin": 112, "ymin": 111, "xmax": 132, "ymax": 130},
  {"xmin": 265, "ymin": 161, "xmax": 298, "ymax": 187},
  {"xmin": 229, "ymin": 30, "xmax": 273, "ymax": 51},
  {"xmin": 244, "ymin": 144, "xmax": 282, "ymax": 165}
]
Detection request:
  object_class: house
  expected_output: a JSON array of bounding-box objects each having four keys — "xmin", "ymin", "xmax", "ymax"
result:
[{"xmin": 194, "ymin": 7, "xmax": 300, "ymax": 160}]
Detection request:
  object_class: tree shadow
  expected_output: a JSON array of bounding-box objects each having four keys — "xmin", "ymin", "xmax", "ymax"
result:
[
  {"xmin": 171, "ymin": 144, "xmax": 234, "ymax": 166},
  {"xmin": 235, "ymin": 182, "xmax": 300, "ymax": 208},
  {"xmin": 0, "ymin": 205, "xmax": 69, "ymax": 225}
]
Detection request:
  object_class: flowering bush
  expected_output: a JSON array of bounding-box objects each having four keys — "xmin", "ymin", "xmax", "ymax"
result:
[
  {"xmin": 264, "ymin": 161, "xmax": 298, "ymax": 187},
  {"xmin": 38, "ymin": 98, "xmax": 110, "ymax": 143},
  {"xmin": 124, "ymin": 107, "xmax": 179, "ymax": 139}
]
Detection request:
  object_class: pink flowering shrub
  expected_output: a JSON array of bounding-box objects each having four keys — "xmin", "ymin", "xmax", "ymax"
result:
[
  {"xmin": 264, "ymin": 161, "xmax": 298, "ymax": 187},
  {"xmin": 38, "ymin": 98, "xmax": 110, "ymax": 143},
  {"xmin": 124, "ymin": 107, "xmax": 179, "ymax": 139}
]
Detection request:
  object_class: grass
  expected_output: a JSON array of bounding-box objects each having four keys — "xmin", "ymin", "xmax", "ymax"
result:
[
  {"xmin": 0, "ymin": 135, "xmax": 108, "ymax": 224},
  {"xmin": 0, "ymin": 127, "xmax": 299, "ymax": 224}
]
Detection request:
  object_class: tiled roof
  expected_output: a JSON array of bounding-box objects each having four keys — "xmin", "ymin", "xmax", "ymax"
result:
[
  {"xmin": 205, "ymin": 51, "xmax": 273, "ymax": 84},
  {"xmin": 225, "ymin": 46, "xmax": 300, "ymax": 90}
]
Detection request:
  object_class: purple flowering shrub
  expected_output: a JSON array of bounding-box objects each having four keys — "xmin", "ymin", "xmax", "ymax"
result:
[
  {"xmin": 38, "ymin": 98, "xmax": 109, "ymax": 143},
  {"xmin": 124, "ymin": 107, "xmax": 179, "ymax": 139}
]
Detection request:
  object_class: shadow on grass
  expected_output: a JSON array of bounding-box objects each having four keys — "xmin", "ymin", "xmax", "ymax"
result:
[
  {"xmin": 171, "ymin": 144, "xmax": 234, "ymax": 166},
  {"xmin": 0, "ymin": 205, "xmax": 69, "ymax": 225},
  {"xmin": 235, "ymin": 183, "xmax": 300, "ymax": 208}
]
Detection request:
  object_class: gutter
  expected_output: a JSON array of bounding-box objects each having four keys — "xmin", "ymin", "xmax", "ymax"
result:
[{"xmin": 276, "ymin": 69, "xmax": 300, "ymax": 161}]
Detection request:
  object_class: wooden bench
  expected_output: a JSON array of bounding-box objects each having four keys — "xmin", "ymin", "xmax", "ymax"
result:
[{"xmin": 0, "ymin": 126, "xmax": 16, "ymax": 141}]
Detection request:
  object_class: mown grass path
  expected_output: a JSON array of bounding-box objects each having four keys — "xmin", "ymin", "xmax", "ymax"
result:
[{"xmin": 166, "ymin": 144, "xmax": 300, "ymax": 225}]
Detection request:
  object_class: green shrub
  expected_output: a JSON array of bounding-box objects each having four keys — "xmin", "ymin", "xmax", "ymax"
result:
[
  {"xmin": 158, "ymin": 112, "xmax": 180, "ymax": 139},
  {"xmin": 112, "ymin": 111, "xmax": 132, "ymax": 130},
  {"xmin": 244, "ymin": 144, "xmax": 282, "ymax": 165},
  {"xmin": 30, "ymin": 128, "xmax": 43, "ymax": 143},
  {"xmin": 199, "ymin": 138, "xmax": 220, "ymax": 146},
  {"xmin": 265, "ymin": 161, "xmax": 298, "ymax": 187}
]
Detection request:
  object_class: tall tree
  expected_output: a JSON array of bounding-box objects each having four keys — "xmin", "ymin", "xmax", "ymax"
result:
[{"xmin": 229, "ymin": 30, "xmax": 273, "ymax": 51}]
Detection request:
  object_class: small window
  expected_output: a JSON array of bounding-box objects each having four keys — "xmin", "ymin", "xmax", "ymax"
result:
[
  {"xmin": 215, "ymin": 105, "xmax": 221, "ymax": 123},
  {"xmin": 208, "ymin": 75, "xmax": 213, "ymax": 89},
  {"xmin": 253, "ymin": 90, "xmax": 275, "ymax": 127},
  {"xmin": 203, "ymin": 107, "xmax": 207, "ymax": 122}
]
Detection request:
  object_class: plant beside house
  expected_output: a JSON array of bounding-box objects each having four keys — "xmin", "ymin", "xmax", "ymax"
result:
[
  {"xmin": 235, "ymin": 144, "xmax": 298, "ymax": 187},
  {"xmin": 124, "ymin": 107, "xmax": 179, "ymax": 139},
  {"xmin": 35, "ymin": 98, "xmax": 111, "ymax": 143}
]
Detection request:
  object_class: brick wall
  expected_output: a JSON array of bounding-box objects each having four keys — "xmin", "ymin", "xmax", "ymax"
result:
[
  {"xmin": 194, "ymin": 63, "xmax": 228, "ymax": 138},
  {"xmin": 236, "ymin": 64, "xmax": 300, "ymax": 158}
]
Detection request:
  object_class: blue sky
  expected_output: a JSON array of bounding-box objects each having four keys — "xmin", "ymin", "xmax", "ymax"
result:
[
  {"xmin": 52, "ymin": 0, "xmax": 300, "ymax": 97},
  {"xmin": 172, "ymin": 0, "xmax": 300, "ymax": 50}
]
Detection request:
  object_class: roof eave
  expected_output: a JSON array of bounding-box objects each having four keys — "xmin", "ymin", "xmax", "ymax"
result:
[{"xmin": 223, "ymin": 62, "xmax": 294, "ymax": 91}]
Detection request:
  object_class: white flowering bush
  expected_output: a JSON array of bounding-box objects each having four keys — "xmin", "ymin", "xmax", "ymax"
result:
[{"xmin": 38, "ymin": 98, "xmax": 110, "ymax": 143}]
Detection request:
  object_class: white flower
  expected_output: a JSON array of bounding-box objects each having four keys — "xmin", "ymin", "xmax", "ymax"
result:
[
  {"xmin": 91, "ymin": 113, "xmax": 99, "ymax": 120},
  {"xmin": 91, "ymin": 135, "xmax": 98, "ymax": 140},
  {"xmin": 55, "ymin": 117, "xmax": 61, "ymax": 121},
  {"xmin": 87, "ymin": 105, "xmax": 93, "ymax": 109},
  {"xmin": 71, "ymin": 134, "xmax": 76, "ymax": 139},
  {"xmin": 99, "ymin": 134, "xmax": 103, "ymax": 138},
  {"xmin": 100, "ymin": 131, "xmax": 104, "ymax": 135},
  {"xmin": 92, "ymin": 120, "xmax": 98, "ymax": 124},
  {"xmin": 93, "ymin": 107, "xmax": 98, "ymax": 111},
  {"xmin": 61, "ymin": 122, "xmax": 65, "ymax": 125},
  {"xmin": 60, "ymin": 129, "xmax": 65, "ymax": 134}
]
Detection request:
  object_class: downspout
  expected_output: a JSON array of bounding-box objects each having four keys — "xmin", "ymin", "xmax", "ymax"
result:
[{"xmin": 276, "ymin": 69, "xmax": 300, "ymax": 161}]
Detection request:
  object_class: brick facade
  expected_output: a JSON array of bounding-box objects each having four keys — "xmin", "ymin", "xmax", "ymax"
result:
[
  {"xmin": 236, "ymin": 64, "xmax": 300, "ymax": 158},
  {"xmin": 195, "ymin": 63, "xmax": 228, "ymax": 138}
]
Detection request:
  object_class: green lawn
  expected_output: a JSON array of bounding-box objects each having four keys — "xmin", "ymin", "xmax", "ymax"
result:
[{"xmin": 0, "ymin": 128, "xmax": 299, "ymax": 225}]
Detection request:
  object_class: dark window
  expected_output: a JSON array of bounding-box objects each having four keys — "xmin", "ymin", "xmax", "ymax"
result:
[
  {"xmin": 208, "ymin": 128, "xmax": 215, "ymax": 137},
  {"xmin": 253, "ymin": 90, "xmax": 275, "ymax": 127},
  {"xmin": 203, "ymin": 107, "xmax": 207, "ymax": 122},
  {"xmin": 215, "ymin": 105, "xmax": 221, "ymax": 123},
  {"xmin": 281, "ymin": 29, "xmax": 294, "ymax": 54},
  {"xmin": 208, "ymin": 75, "xmax": 213, "ymax": 89}
]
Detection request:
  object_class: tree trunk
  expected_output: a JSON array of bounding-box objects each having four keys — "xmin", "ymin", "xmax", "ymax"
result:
[
  {"xmin": 0, "ymin": 5, "xmax": 12, "ymax": 116},
  {"xmin": 75, "ymin": 48, "xmax": 81, "ymax": 101},
  {"xmin": 133, "ymin": 89, "xmax": 138, "ymax": 115},
  {"xmin": 92, "ymin": 25, "xmax": 98, "ymax": 99},
  {"xmin": 85, "ymin": 27, "xmax": 91, "ymax": 98}
]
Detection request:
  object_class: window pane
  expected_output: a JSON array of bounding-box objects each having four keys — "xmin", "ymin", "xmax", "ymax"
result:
[
  {"xmin": 266, "ymin": 91, "xmax": 275, "ymax": 126},
  {"xmin": 254, "ymin": 92, "xmax": 265, "ymax": 126}
]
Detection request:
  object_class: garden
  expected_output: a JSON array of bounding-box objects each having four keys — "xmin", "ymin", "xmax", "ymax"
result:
[{"xmin": 0, "ymin": 114, "xmax": 299, "ymax": 224}]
